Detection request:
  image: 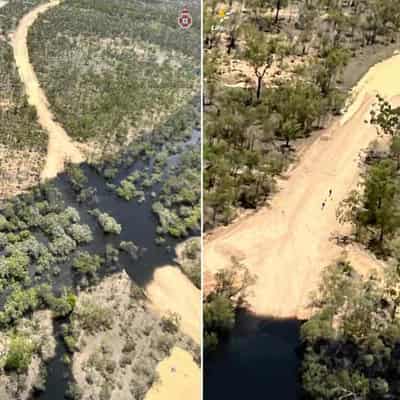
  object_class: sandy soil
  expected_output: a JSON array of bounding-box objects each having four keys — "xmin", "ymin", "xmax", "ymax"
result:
[
  {"xmin": 205, "ymin": 52, "xmax": 400, "ymax": 320},
  {"xmin": 11, "ymin": 0, "xmax": 84, "ymax": 181},
  {"xmin": 72, "ymin": 271, "xmax": 200, "ymax": 400},
  {"xmin": 144, "ymin": 346, "xmax": 200, "ymax": 400},
  {"xmin": 146, "ymin": 266, "xmax": 201, "ymax": 344},
  {"xmin": 0, "ymin": 145, "xmax": 44, "ymax": 199}
]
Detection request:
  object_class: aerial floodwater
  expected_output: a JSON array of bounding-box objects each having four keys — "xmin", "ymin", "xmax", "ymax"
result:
[
  {"xmin": 205, "ymin": 312, "xmax": 302, "ymax": 400},
  {"xmin": 32, "ymin": 128, "xmax": 200, "ymax": 399}
]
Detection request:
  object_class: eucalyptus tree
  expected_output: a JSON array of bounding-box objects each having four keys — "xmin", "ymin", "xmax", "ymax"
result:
[{"xmin": 242, "ymin": 25, "xmax": 278, "ymax": 99}]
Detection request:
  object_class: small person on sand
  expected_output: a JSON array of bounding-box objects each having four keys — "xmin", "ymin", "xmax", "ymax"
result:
[
  {"xmin": 329, "ymin": 189, "xmax": 332, "ymax": 197},
  {"xmin": 321, "ymin": 201, "xmax": 326, "ymax": 210}
]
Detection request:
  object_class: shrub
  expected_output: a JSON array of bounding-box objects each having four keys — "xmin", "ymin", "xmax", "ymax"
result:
[
  {"xmin": 72, "ymin": 251, "xmax": 104, "ymax": 276},
  {"xmin": 5, "ymin": 334, "xmax": 36, "ymax": 372},
  {"xmin": 105, "ymin": 244, "xmax": 119, "ymax": 264},
  {"xmin": 35, "ymin": 250, "xmax": 56, "ymax": 275},
  {"xmin": 67, "ymin": 164, "xmax": 88, "ymax": 191},
  {"xmin": 0, "ymin": 233, "xmax": 8, "ymax": 249},
  {"xmin": 5, "ymin": 236, "xmax": 44, "ymax": 260},
  {"xmin": 116, "ymin": 180, "xmax": 137, "ymax": 201},
  {"xmin": 92, "ymin": 210, "xmax": 122, "ymax": 234},
  {"xmin": 119, "ymin": 241, "xmax": 140, "ymax": 260},
  {"xmin": 64, "ymin": 335, "xmax": 79, "ymax": 353},
  {"xmin": 51, "ymin": 290, "xmax": 77, "ymax": 318},
  {"xmin": 59, "ymin": 207, "xmax": 81, "ymax": 227},
  {"xmin": 65, "ymin": 382, "xmax": 83, "ymax": 400},
  {"xmin": 103, "ymin": 167, "xmax": 118, "ymax": 180},
  {"xmin": 0, "ymin": 286, "xmax": 39, "ymax": 326},
  {"xmin": 49, "ymin": 234, "xmax": 77, "ymax": 256},
  {"xmin": 39, "ymin": 212, "xmax": 62, "ymax": 237},
  {"xmin": 160, "ymin": 312, "xmax": 180, "ymax": 334},
  {"xmin": 0, "ymin": 214, "xmax": 10, "ymax": 231},
  {"xmin": 77, "ymin": 187, "xmax": 97, "ymax": 205},
  {"xmin": 0, "ymin": 250, "xmax": 30, "ymax": 284},
  {"xmin": 67, "ymin": 223, "xmax": 93, "ymax": 244},
  {"xmin": 18, "ymin": 205, "xmax": 41, "ymax": 228},
  {"xmin": 75, "ymin": 301, "xmax": 113, "ymax": 334}
]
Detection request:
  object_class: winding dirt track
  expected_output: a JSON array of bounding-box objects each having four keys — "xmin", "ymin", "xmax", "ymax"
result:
[
  {"xmin": 205, "ymin": 52, "xmax": 400, "ymax": 320},
  {"xmin": 12, "ymin": 0, "xmax": 84, "ymax": 181}
]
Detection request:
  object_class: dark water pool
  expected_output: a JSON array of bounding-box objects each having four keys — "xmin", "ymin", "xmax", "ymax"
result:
[{"xmin": 204, "ymin": 310, "xmax": 303, "ymax": 400}]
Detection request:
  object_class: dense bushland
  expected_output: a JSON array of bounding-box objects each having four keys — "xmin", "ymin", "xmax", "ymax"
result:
[
  {"xmin": 0, "ymin": 1, "xmax": 48, "ymax": 149},
  {"xmin": 204, "ymin": 0, "xmax": 400, "ymax": 229},
  {"xmin": 301, "ymin": 260, "xmax": 400, "ymax": 399},
  {"xmin": 28, "ymin": 0, "xmax": 200, "ymax": 144}
]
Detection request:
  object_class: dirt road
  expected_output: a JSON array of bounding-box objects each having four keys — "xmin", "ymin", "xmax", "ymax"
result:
[
  {"xmin": 205, "ymin": 52, "xmax": 400, "ymax": 320},
  {"xmin": 12, "ymin": 0, "xmax": 84, "ymax": 181}
]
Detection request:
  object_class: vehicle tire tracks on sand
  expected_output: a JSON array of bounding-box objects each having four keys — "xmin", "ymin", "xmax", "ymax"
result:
[
  {"xmin": 205, "ymin": 52, "xmax": 400, "ymax": 321},
  {"xmin": 12, "ymin": 0, "xmax": 84, "ymax": 181}
]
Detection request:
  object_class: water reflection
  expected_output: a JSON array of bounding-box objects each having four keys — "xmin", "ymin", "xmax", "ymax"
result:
[{"xmin": 205, "ymin": 309, "xmax": 303, "ymax": 400}]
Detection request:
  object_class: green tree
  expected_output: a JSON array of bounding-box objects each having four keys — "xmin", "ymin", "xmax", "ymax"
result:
[
  {"xmin": 370, "ymin": 95, "xmax": 400, "ymax": 137},
  {"xmin": 390, "ymin": 136, "xmax": 400, "ymax": 169},
  {"xmin": 338, "ymin": 160, "xmax": 400, "ymax": 247},
  {"xmin": 362, "ymin": 160, "xmax": 400, "ymax": 245},
  {"xmin": 5, "ymin": 334, "xmax": 36, "ymax": 372},
  {"xmin": 243, "ymin": 26, "xmax": 277, "ymax": 99}
]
